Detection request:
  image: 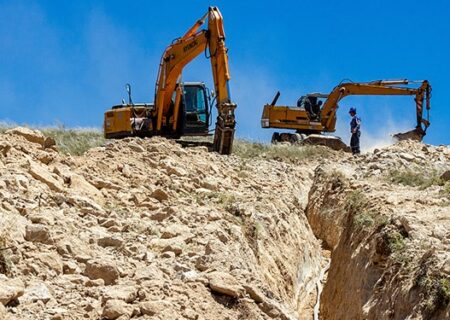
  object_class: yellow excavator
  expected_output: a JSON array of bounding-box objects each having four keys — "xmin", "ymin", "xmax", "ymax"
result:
[
  {"xmin": 261, "ymin": 79, "xmax": 431, "ymax": 150},
  {"xmin": 103, "ymin": 7, "xmax": 236, "ymax": 154}
]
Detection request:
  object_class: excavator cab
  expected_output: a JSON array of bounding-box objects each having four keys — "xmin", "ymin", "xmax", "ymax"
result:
[
  {"xmin": 296, "ymin": 94, "xmax": 325, "ymax": 120},
  {"xmin": 178, "ymin": 82, "xmax": 211, "ymax": 135}
]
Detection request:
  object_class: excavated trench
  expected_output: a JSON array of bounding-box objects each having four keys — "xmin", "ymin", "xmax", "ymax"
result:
[
  {"xmin": 1, "ymin": 131, "xmax": 448, "ymax": 319},
  {"xmin": 292, "ymin": 164, "xmax": 449, "ymax": 320}
]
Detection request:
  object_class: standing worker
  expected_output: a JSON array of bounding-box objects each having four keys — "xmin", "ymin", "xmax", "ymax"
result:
[{"xmin": 349, "ymin": 107, "xmax": 361, "ymax": 155}]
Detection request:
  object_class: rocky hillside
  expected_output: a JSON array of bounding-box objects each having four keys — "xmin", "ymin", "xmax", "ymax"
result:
[{"xmin": 0, "ymin": 127, "xmax": 449, "ymax": 320}]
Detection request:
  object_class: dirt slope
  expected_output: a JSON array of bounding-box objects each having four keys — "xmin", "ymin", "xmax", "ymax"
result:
[{"xmin": 0, "ymin": 127, "xmax": 449, "ymax": 320}]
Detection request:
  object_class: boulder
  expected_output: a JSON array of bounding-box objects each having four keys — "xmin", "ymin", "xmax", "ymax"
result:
[
  {"xmin": 101, "ymin": 285, "xmax": 138, "ymax": 303},
  {"xmin": 6, "ymin": 127, "xmax": 45, "ymax": 146},
  {"xmin": 63, "ymin": 261, "xmax": 80, "ymax": 274},
  {"xmin": 243, "ymin": 284, "xmax": 265, "ymax": 303},
  {"xmin": 440, "ymin": 170, "xmax": 450, "ymax": 182},
  {"xmin": 0, "ymin": 142, "xmax": 11, "ymax": 156},
  {"xmin": 69, "ymin": 174, "xmax": 104, "ymax": 204},
  {"xmin": 128, "ymin": 143, "xmax": 145, "ymax": 153},
  {"xmin": 84, "ymin": 259, "xmax": 119, "ymax": 285},
  {"xmin": 139, "ymin": 300, "xmax": 173, "ymax": 316},
  {"xmin": 67, "ymin": 195, "xmax": 104, "ymax": 214},
  {"xmin": 98, "ymin": 236, "xmax": 124, "ymax": 248},
  {"xmin": 151, "ymin": 188, "xmax": 169, "ymax": 202},
  {"xmin": 0, "ymin": 277, "xmax": 25, "ymax": 305},
  {"xmin": 102, "ymin": 299, "xmax": 132, "ymax": 320},
  {"xmin": 28, "ymin": 160, "xmax": 64, "ymax": 192},
  {"xmin": 162, "ymin": 243, "xmax": 183, "ymax": 256},
  {"xmin": 207, "ymin": 272, "xmax": 245, "ymax": 298},
  {"xmin": 19, "ymin": 282, "xmax": 53, "ymax": 304},
  {"xmin": 0, "ymin": 303, "xmax": 7, "ymax": 318},
  {"xmin": 35, "ymin": 252, "xmax": 63, "ymax": 274},
  {"xmin": 25, "ymin": 224, "xmax": 53, "ymax": 244}
]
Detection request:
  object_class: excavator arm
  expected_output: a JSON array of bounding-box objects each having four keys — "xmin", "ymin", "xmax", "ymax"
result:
[
  {"xmin": 320, "ymin": 80, "xmax": 431, "ymax": 136},
  {"xmin": 154, "ymin": 7, "xmax": 236, "ymax": 154},
  {"xmin": 261, "ymin": 79, "xmax": 432, "ymax": 149}
]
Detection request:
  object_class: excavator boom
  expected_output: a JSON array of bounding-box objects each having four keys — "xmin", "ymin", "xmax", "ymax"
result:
[{"xmin": 153, "ymin": 6, "xmax": 236, "ymax": 154}]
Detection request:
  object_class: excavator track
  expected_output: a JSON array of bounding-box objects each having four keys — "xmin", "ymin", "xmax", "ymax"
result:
[{"xmin": 272, "ymin": 132, "xmax": 351, "ymax": 152}]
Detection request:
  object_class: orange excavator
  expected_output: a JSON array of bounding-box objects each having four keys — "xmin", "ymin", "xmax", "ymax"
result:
[
  {"xmin": 103, "ymin": 7, "xmax": 236, "ymax": 154},
  {"xmin": 261, "ymin": 79, "xmax": 431, "ymax": 150}
]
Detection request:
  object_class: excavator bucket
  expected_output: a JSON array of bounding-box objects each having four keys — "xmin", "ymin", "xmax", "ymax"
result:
[{"xmin": 393, "ymin": 127, "xmax": 426, "ymax": 142}]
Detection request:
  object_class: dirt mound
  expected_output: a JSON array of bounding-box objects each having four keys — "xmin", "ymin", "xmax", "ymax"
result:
[{"xmin": 0, "ymin": 127, "xmax": 449, "ymax": 319}]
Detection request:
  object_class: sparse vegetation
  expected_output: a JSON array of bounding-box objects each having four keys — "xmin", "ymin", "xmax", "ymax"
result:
[
  {"xmin": 0, "ymin": 123, "xmax": 105, "ymax": 155},
  {"xmin": 233, "ymin": 139, "xmax": 331, "ymax": 162},
  {"xmin": 41, "ymin": 127, "xmax": 105, "ymax": 155},
  {"xmin": 441, "ymin": 182, "xmax": 450, "ymax": 199},
  {"xmin": 345, "ymin": 190, "xmax": 388, "ymax": 229},
  {"xmin": 387, "ymin": 169, "xmax": 444, "ymax": 189},
  {"xmin": 387, "ymin": 231, "xmax": 406, "ymax": 252},
  {"xmin": 421, "ymin": 275, "xmax": 450, "ymax": 312},
  {"xmin": 345, "ymin": 190, "xmax": 375, "ymax": 228}
]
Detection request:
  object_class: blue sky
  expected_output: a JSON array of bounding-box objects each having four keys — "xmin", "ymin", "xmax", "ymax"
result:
[{"xmin": 1, "ymin": 0, "xmax": 449, "ymax": 147}]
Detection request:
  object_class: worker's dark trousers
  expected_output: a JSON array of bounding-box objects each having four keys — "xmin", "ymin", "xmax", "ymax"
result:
[{"xmin": 350, "ymin": 131, "xmax": 361, "ymax": 155}]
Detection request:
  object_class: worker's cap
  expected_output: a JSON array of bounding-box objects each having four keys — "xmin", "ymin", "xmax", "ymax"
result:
[{"xmin": 349, "ymin": 107, "xmax": 357, "ymax": 114}]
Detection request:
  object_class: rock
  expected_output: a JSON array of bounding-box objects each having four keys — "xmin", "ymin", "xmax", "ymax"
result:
[
  {"xmin": 201, "ymin": 177, "xmax": 219, "ymax": 191},
  {"xmin": 28, "ymin": 160, "xmax": 64, "ymax": 192},
  {"xmin": 43, "ymin": 136, "xmax": 56, "ymax": 148},
  {"xmin": 90, "ymin": 177, "xmax": 121, "ymax": 190},
  {"xmin": 102, "ymin": 299, "xmax": 132, "ymax": 320},
  {"xmin": 162, "ymin": 244, "xmax": 183, "ymax": 256},
  {"xmin": 122, "ymin": 164, "xmax": 132, "ymax": 178},
  {"xmin": 139, "ymin": 300, "xmax": 172, "ymax": 316},
  {"xmin": 0, "ymin": 303, "xmax": 7, "ymax": 318},
  {"xmin": 67, "ymin": 195, "xmax": 104, "ymax": 214},
  {"xmin": 243, "ymin": 284, "xmax": 265, "ymax": 303},
  {"xmin": 85, "ymin": 279, "xmax": 105, "ymax": 287},
  {"xmin": 179, "ymin": 270, "xmax": 200, "ymax": 282},
  {"xmin": 63, "ymin": 261, "xmax": 80, "ymax": 274},
  {"xmin": 161, "ymin": 251, "xmax": 176, "ymax": 259},
  {"xmin": 207, "ymin": 272, "xmax": 245, "ymax": 298},
  {"xmin": 37, "ymin": 152, "xmax": 54, "ymax": 165},
  {"xmin": 84, "ymin": 259, "xmax": 119, "ymax": 285},
  {"xmin": 149, "ymin": 210, "xmax": 171, "ymax": 222},
  {"xmin": 0, "ymin": 277, "xmax": 25, "ymax": 305},
  {"xmin": 98, "ymin": 236, "xmax": 124, "ymax": 248},
  {"xmin": 28, "ymin": 212, "xmax": 55, "ymax": 225},
  {"xmin": 440, "ymin": 170, "xmax": 450, "ymax": 182},
  {"xmin": 165, "ymin": 165, "xmax": 187, "ymax": 177},
  {"xmin": 69, "ymin": 174, "xmax": 104, "ymax": 204},
  {"xmin": 25, "ymin": 224, "xmax": 53, "ymax": 244},
  {"xmin": 0, "ymin": 142, "xmax": 11, "ymax": 156},
  {"xmin": 19, "ymin": 282, "xmax": 53, "ymax": 304},
  {"xmin": 128, "ymin": 143, "xmax": 145, "ymax": 153},
  {"xmin": 160, "ymin": 225, "xmax": 187, "ymax": 239},
  {"xmin": 151, "ymin": 188, "xmax": 169, "ymax": 202},
  {"xmin": 6, "ymin": 127, "xmax": 45, "ymax": 146},
  {"xmin": 35, "ymin": 252, "xmax": 63, "ymax": 274},
  {"xmin": 101, "ymin": 285, "xmax": 138, "ymax": 303},
  {"xmin": 399, "ymin": 153, "xmax": 415, "ymax": 162}
]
